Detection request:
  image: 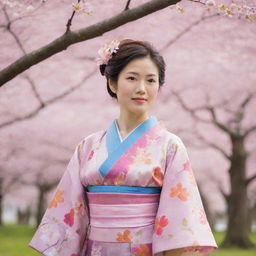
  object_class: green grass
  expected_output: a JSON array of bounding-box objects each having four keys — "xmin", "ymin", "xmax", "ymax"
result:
[
  {"xmin": 211, "ymin": 231, "xmax": 256, "ymax": 256},
  {"xmin": 0, "ymin": 224, "xmax": 255, "ymax": 255},
  {"xmin": 0, "ymin": 224, "xmax": 38, "ymax": 256}
]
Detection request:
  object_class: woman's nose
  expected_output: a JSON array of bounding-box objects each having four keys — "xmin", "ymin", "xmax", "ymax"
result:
[{"xmin": 137, "ymin": 80, "xmax": 146, "ymax": 90}]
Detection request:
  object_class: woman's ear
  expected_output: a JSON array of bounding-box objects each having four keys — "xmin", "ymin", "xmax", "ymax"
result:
[{"xmin": 108, "ymin": 79, "xmax": 117, "ymax": 94}]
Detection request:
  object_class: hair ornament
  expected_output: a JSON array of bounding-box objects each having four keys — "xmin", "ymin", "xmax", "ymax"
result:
[{"xmin": 95, "ymin": 38, "xmax": 121, "ymax": 66}]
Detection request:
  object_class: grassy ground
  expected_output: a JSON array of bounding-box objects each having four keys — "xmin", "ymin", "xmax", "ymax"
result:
[
  {"xmin": 211, "ymin": 231, "xmax": 256, "ymax": 256},
  {"xmin": 0, "ymin": 224, "xmax": 255, "ymax": 256},
  {"xmin": 0, "ymin": 224, "xmax": 38, "ymax": 256}
]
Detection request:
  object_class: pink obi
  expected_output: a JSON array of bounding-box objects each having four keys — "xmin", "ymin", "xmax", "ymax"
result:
[{"xmin": 86, "ymin": 192, "xmax": 160, "ymax": 243}]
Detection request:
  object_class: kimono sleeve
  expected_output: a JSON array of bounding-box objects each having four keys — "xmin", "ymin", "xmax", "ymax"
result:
[
  {"xmin": 29, "ymin": 141, "xmax": 90, "ymax": 256},
  {"xmin": 152, "ymin": 136, "xmax": 218, "ymax": 256}
]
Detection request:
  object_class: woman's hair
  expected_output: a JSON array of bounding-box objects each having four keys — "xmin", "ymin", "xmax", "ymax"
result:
[{"xmin": 99, "ymin": 39, "xmax": 166, "ymax": 99}]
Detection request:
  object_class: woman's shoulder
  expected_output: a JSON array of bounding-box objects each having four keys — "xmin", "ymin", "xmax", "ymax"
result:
[
  {"xmin": 83, "ymin": 129, "xmax": 106, "ymax": 141},
  {"xmin": 158, "ymin": 119, "xmax": 184, "ymax": 146},
  {"xmin": 161, "ymin": 130, "xmax": 189, "ymax": 164},
  {"xmin": 163, "ymin": 129, "xmax": 185, "ymax": 146},
  {"xmin": 75, "ymin": 129, "xmax": 106, "ymax": 160},
  {"xmin": 78, "ymin": 129, "xmax": 106, "ymax": 146}
]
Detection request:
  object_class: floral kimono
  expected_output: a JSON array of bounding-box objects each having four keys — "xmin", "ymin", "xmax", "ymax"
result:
[{"xmin": 29, "ymin": 116, "xmax": 218, "ymax": 256}]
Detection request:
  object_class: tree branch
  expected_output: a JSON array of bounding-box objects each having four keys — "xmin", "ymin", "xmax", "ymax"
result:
[
  {"xmin": 194, "ymin": 131, "xmax": 231, "ymax": 160},
  {"xmin": 66, "ymin": 0, "xmax": 81, "ymax": 32},
  {"xmin": 232, "ymin": 92, "xmax": 256, "ymax": 134},
  {"xmin": 2, "ymin": 7, "xmax": 46, "ymax": 105},
  {"xmin": 244, "ymin": 125, "xmax": 256, "ymax": 137},
  {"xmin": 242, "ymin": 92, "xmax": 256, "ymax": 137},
  {"xmin": 0, "ymin": 67, "xmax": 98, "ymax": 129},
  {"xmin": 245, "ymin": 174, "xmax": 256, "ymax": 186},
  {"xmin": 2, "ymin": 7, "xmax": 27, "ymax": 53},
  {"xmin": 170, "ymin": 88, "xmax": 211, "ymax": 123},
  {"xmin": 207, "ymin": 171, "xmax": 229, "ymax": 203},
  {"xmin": 0, "ymin": 5, "xmax": 98, "ymax": 129},
  {"xmin": 171, "ymin": 88, "xmax": 238, "ymax": 138},
  {"xmin": 124, "ymin": 0, "xmax": 132, "ymax": 10},
  {"xmin": 0, "ymin": 0, "xmax": 180, "ymax": 86},
  {"xmin": 161, "ymin": 12, "xmax": 219, "ymax": 52},
  {"xmin": 207, "ymin": 106, "xmax": 235, "ymax": 136}
]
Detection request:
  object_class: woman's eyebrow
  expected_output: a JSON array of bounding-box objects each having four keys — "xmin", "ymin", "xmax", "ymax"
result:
[{"xmin": 126, "ymin": 71, "xmax": 157, "ymax": 77}]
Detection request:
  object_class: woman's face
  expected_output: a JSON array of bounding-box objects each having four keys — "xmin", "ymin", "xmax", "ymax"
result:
[{"xmin": 109, "ymin": 57, "xmax": 160, "ymax": 116}]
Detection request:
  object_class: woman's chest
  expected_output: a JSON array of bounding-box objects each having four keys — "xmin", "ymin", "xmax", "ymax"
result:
[{"xmin": 81, "ymin": 133, "xmax": 169, "ymax": 187}]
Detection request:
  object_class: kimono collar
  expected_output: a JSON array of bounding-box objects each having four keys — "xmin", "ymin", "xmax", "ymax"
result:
[{"xmin": 106, "ymin": 115, "xmax": 158, "ymax": 156}]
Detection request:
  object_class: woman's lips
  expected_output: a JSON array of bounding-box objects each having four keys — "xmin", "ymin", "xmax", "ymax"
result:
[{"xmin": 132, "ymin": 98, "xmax": 147, "ymax": 103}]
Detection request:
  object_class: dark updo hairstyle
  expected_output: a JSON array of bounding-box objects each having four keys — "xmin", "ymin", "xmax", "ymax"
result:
[{"xmin": 99, "ymin": 39, "xmax": 166, "ymax": 99}]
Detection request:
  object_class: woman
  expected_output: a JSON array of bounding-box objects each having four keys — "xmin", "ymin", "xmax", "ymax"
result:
[{"xmin": 29, "ymin": 39, "xmax": 218, "ymax": 256}]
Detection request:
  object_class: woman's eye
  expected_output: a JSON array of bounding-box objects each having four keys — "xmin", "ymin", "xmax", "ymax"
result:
[
  {"xmin": 127, "ymin": 77, "xmax": 135, "ymax": 80},
  {"xmin": 127, "ymin": 77, "xmax": 155, "ymax": 83}
]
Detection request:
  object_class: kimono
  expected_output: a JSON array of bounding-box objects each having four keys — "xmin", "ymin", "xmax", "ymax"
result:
[{"xmin": 29, "ymin": 115, "xmax": 218, "ymax": 256}]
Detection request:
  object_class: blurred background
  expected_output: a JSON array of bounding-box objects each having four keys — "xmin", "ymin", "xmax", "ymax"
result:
[{"xmin": 0, "ymin": 0, "xmax": 255, "ymax": 255}]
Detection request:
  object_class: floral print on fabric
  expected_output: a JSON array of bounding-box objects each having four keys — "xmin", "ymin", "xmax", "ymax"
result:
[
  {"xmin": 169, "ymin": 183, "xmax": 189, "ymax": 201},
  {"xmin": 154, "ymin": 216, "xmax": 169, "ymax": 236},
  {"xmin": 152, "ymin": 136, "xmax": 218, "ymax": 255},
  {"xmin": 29, "ymin": 118, "xmax": 218, "ymax": 256},
  {"xmin": 152, "ymin": 166, "xmax": 164, "ymax": 186},
  {"xmin": 29, "ymin": 140, "xmax": 90, "ymax": 256},
  {"xmin": 116, "ymin": 229, "xmax": 133, "ymax": 242},
  {"xmin": 131, "ymin": 243, "xmax": 152, "ymax": 256},
  {"xmin": 48, "ymin": 189, "xmax": 64, "ymax": 208}
]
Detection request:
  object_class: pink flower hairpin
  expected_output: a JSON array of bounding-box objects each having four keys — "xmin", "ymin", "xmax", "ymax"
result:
[{"xmin": 95, "ymin": 38, "xmax": 121, "ymax": 66}]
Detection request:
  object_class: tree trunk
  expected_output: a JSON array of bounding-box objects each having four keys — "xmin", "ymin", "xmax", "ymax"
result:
[
  {"xmin": 221, "ymin": 136, "xmax": 255, "ymax": 248},
  {"xmin": 248, "ymin": 202, "xmax": 256, "ymax": 233},
  {"xmin": 36, "ymin": 185, "xmax": 47, "ymax": 227},
  {"xmin": 17, "ymin": 205, "xmax": 31, "ymax": 225},
  {"xmin": 0, "ymin": 177, "xmax": 3, "ymax": 226}
]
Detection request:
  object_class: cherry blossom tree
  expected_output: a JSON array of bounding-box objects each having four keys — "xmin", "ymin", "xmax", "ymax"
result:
[
  {"xmin": 171, "ymin": 89, "xmax": 256, "ymax": 247},
  {"xmin": 0, "ymin": 0, "xmax": 255, "ymax": 249}
]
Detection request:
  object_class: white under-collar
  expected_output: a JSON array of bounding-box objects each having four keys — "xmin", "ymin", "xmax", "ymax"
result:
[{"xmin": 114, "ymin": 119, "xmax": 140, "ymax": 142}]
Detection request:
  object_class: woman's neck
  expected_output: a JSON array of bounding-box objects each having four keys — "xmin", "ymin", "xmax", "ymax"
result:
[{"xmin": 116, "ymin": 112, "xmax": 149, "ymax": 137}]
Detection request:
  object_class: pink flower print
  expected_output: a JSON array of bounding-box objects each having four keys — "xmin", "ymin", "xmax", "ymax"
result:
[
  {"xmin": 64, "ymin": 208, "xmax": 75, "ymax": 227},
  {"xmin": 152, "ymin": 166, "xmax": 164, "ymax": 186},
  {"xmin": 183, "ymin": 160, "xmax": 191, "ymax": 171},
  {"xmin": 199, "ymin": 209, "xmax": 208, "ymax": 225},
  {"xmin": 113, "ymin": 172, "xmax": 126, "ymax": 185},
  {"xmin": 169, "ymin": 183, "xmax": 189, "ymax": 201},
  {"xmin": 132, "ymin": 243, "xmax": 152, "ymax": 256},
  {"xmin": 75, "ymin": 201, "xmax": 86, "ymax": 216},
  {"xmin": 133, "ymin": 147, "xmax": 152, "ymax": 165},
  {"xmin": 88, "ymin": 150, "xmax": 94, "ymax": 160},
  {"xmin": 154, "ymin": 216, "xmax": 169, "ymax": 236}
]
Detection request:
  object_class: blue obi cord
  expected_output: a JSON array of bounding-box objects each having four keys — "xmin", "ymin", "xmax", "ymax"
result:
[{"xmin": 87, "ymin": 185, "xmax": 162, "ymax": 194}]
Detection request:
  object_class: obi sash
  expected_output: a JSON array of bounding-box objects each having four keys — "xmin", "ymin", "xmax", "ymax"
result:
[{"xmin": 86, "ymin": 192, "xmax": 160, "ymax": 243}]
